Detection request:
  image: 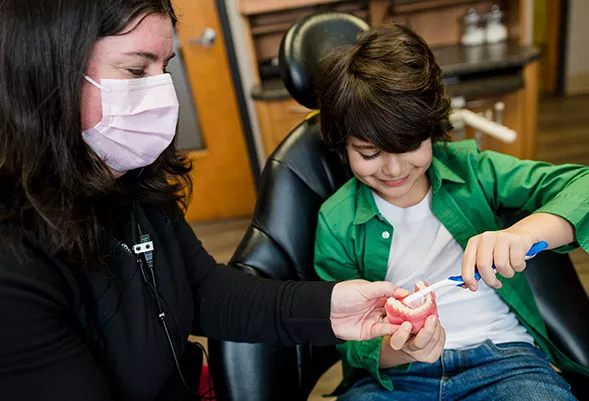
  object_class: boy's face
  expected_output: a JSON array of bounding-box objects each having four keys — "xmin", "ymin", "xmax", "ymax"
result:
[{"xmin": 346, "ymin": 137, "xmax": 432, "ymax": 207}]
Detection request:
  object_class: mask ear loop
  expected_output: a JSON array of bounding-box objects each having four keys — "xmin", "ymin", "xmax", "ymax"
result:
[{"xmin": 84, "ymin": 75, "xmax": 102, "ymax": 89}]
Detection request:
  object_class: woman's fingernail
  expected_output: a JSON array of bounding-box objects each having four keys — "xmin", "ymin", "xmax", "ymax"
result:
[{"xmin": 402, "ymin": 322, "xmax": 412, "ymax": 331}]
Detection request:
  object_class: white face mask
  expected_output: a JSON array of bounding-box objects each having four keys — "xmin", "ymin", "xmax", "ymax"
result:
[{"xmin": 82, "ymin": 73, "xmax": 179, "ymax": 172}]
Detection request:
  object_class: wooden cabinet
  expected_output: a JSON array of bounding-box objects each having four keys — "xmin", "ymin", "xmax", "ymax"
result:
[{"xmin": 239, "ymin": 0, "xmax": 539, "ymax": 160}]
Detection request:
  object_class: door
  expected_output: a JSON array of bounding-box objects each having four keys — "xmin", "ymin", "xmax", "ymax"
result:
[{"xmin": 172, "ymin": 0, "xmax": 256, "ymax": 222}]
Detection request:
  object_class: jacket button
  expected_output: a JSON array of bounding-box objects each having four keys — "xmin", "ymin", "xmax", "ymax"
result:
[{"xmin": 382, "ymin": 231, "xmax": 390, "ymax": 239}]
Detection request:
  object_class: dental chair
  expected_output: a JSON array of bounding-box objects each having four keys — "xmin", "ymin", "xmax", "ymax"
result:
[{"xmin": 208, "ymin": 12, "xmax": 589, "ymax": 401}]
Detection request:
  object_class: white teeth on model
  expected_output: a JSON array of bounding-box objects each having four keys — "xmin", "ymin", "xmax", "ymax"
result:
[{"xmin": 388, "ymin": 291, "xmax": 432, "ymax": 314}]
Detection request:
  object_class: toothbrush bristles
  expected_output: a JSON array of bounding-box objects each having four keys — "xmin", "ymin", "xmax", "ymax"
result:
[{"xmin": 405, "ymin": 296, "xmax": 425, "ymax": 309}]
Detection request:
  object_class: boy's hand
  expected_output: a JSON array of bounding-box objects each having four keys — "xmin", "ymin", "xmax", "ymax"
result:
[
  {"xmin": 461, "ymin": 227, "xmax": 537, "ymax": 291},
  {"xmin": 380, "ymin": 315, "xmax": 445, "ymax": 367}
]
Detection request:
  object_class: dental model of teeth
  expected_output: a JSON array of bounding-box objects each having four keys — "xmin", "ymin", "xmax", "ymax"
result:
[{"xmin": 385, "ymin": 281, "xmax": 439, "ymax": 334}]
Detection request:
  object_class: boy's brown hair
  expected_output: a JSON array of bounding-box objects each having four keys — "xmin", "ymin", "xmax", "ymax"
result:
[{"xmin": 315, "ymin": 23, "xmax": 452, "ymax": 156}]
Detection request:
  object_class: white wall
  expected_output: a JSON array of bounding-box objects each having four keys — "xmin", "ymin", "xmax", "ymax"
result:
[
  {"xmin": 566, "ymin": 0, "xmax": 589, "ymax": 95},
  {"xmin": 225, "ymin": 0, "xmax": 266, "ymax": 169}
]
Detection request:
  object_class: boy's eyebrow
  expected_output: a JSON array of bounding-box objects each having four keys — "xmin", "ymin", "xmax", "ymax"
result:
[
  {"xmin": 352, "ymin": 144, "xmax": 378, "ymax": 150},
  {"xmin": 122, "ymin": 51, "xmax": 176, "ymax": 62}
]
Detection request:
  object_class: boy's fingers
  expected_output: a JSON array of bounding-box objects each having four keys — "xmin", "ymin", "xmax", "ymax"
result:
[
  {"xmin": 477, "ymin": 234, "xmax": 501, "ymax": 288},
  {"xmin": 410, "ymin": 315, "xmax": 437, "ymax": 350},
  {"xmin": 462, "ymin": 237, "xmax": 479, "ymax": 291},
  {"xmin": 389, "ymin": 322, "xmax": 412, "ymax": 351},
  {"xmin": 493, "ymin": 237, "xmax": 514, "ymax": 279},
  {"xmin": 370, "ymin": 322, "xmax": 401, "ymax": 338}
]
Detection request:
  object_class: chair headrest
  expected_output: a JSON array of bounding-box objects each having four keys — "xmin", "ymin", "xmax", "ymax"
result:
[{"xmin": 278, "ymin": 12, "xmax": 369, "ymax": 110}]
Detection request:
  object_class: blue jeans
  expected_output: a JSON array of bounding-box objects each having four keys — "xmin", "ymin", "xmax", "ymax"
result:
[{"xmin": 338, "ymin": 340, "xmax": 575, "ymax": 401}]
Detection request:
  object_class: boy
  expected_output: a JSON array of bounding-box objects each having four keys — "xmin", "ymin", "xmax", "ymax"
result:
[{"xmin": 314, "ymin": 23, "xmax": 588, "ymax": 400}]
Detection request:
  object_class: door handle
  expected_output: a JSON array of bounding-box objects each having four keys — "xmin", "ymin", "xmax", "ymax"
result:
[{"xmin": 188, "ymin": 27, "xmax": 216, "ymax": 48}]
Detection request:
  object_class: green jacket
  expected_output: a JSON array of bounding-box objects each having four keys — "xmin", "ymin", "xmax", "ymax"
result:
[{"xmin": 314, "ymin": 140, "xmax": 589, "ymax": 390}]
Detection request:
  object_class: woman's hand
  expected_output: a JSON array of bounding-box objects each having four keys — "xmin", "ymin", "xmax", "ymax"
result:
[
  {"xmin": 380, "ymin": 315, "xmax": 446, "ymax": 367},
  {"xmin": 461, "ymin": 227, "xmax": 537, "ymax": 291},
  {"xmin": 329, "ymin": 280, "xmax": 410, "ymax": 341}
]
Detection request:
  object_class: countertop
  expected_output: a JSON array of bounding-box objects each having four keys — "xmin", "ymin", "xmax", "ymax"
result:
[{"xmin": 252, "ymin": 41, "xmax": 540, "ymax": 101}]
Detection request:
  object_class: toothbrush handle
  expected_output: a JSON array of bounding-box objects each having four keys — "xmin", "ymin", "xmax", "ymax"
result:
[
  {"xmin": 473, "ymin": 270, "xmax": 490, "ymax": 281},
  {"xmin": 448, "ymin": 275, "xmax": 466, "ymax": 286},
  {"xmin": 471, "ymin": 241, "xmax": 547, "ymax": 282},
  {"xmin": 526, "ymin": 241, "xmax": 548, "ymax": 258}
]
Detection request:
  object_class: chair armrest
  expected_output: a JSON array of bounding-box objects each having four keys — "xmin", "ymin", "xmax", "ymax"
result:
[
  {"xmin": 209, "ymin": 222, "xmax": 342, "ymax": 400},
  {"xmin": 560, "ymin": 371, "xmax": 589, "ymax": 400},
  {"xmin": 501, "ymin": 209, "xmax": 589, "ymax": 368},
  {"xmin": 524, "ymin": 251, "xmax": 589, "ymax": 368},
  {"xmin": 209, "ymin": 339, "xmax": 300, "ymax": 401},
  {"xmin": 208, "ymin": 233, "xmax": 301, "ymax": 401}
]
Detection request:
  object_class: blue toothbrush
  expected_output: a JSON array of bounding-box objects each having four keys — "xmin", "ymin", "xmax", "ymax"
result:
[{"xmin": 403, "ymin": 241, "xmax": 549, "ymax": 307}]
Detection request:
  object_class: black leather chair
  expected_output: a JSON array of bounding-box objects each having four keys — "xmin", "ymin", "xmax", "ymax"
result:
[{"xmin": 208, "ymin": 12, "xmax": 589, "ymax": 401}]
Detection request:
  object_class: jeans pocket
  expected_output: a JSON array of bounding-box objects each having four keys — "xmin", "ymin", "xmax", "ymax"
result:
[{"xmin": 492, "ymin": 342, "xmax": 551, "ymax": 363}]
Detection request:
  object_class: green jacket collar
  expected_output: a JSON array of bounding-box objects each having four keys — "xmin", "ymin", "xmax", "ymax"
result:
[{"xmin": 429, "ymin": 145, "xmax": 466, "ymax": 191}]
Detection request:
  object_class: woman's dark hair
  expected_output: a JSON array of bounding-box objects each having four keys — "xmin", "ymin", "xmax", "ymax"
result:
[
  {"xmin": 0, "ymin": 0, "xmax": 191, "ymax": 269},
  {"xmin": 315, "ymin": 23, "xmax": 452, "ymax": 157}
]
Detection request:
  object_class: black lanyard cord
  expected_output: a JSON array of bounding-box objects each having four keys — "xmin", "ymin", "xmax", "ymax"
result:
[{"xmin": 131, "ymin": 206, "xmax": 210, "ymax": 399}]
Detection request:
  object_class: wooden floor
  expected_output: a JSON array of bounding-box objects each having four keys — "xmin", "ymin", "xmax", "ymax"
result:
[{"xmin": 190, "ymin": 94, "xmax": 589, "ymax": 400}]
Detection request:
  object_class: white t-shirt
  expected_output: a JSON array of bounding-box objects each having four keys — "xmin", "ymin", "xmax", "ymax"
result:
[{"xmin": 373, "ymin": 189, "xmax": 534, "ymax": 349}]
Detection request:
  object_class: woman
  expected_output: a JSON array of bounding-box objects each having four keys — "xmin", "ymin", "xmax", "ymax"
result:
[{"xmin": 0, "ymin": 1, "xmax": 408, "ymax": 400}]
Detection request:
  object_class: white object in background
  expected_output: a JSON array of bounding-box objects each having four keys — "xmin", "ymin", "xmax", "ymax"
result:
[
  {"xmin": 474, "ymin": 112, "xmax": 484, "ymax": 149},
  {"xmin": 482, "ymin": 109, "xmax": 494, "ymax": 148},
  {"xmin": 485, "ymin": 109, "xmax": 494, "ymax": 124},
  {"xmin": 485, "ymin": 4, "xmax": 508, "ymax": 44},
  {"xmin": 494, "ymin": 102, "xmax": 505, "ymax": 124},
  {"xmin": 450, "ymin": 96, "xmax": 466, "ymax": 109},
  {"xmin": 494, "ymin": 101, "xmax": 505, "ymax": 125},
  {"xmin": 450, "ymin": 97, "xmax": 466, "ymax": 140},
  {"xmin": 462, "ymin": 8, "xmax": 485, "ymax": 46},
  {"xmin": 450, "ymin": 109, "xmax": 517, "ymax": 143}
]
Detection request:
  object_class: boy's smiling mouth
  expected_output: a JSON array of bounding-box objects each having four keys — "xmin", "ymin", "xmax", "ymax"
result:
[{"xmin": 380, "ymin": 175, "xmax": 410, "ymax": 187}]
